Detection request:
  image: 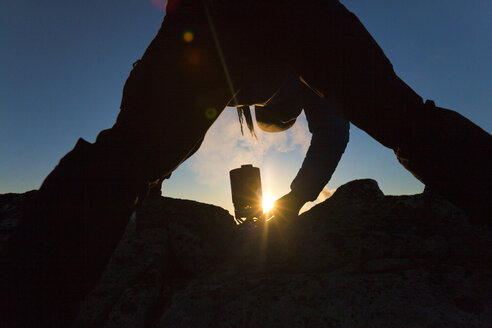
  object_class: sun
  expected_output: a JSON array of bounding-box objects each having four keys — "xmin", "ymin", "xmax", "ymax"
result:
[{"xmin": 262, "ymin": 194, "xmax": 276, "ymax": 213}]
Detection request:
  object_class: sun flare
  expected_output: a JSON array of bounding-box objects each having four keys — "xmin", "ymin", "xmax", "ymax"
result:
[{"xmin": 262, "ymin": 194, "xmax": 276, "ymax": 213}]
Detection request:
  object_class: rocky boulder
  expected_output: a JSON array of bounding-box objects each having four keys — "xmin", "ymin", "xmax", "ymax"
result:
[
  {"xmin": 1, "ymin": 179, "xmax": 491, "ymax": 327},
  {"xmin": 0, "ymin": 190, "xmax": 36, "ymax": 252},
  {"xmin": 71, "ymin": 179, "xmax": 491, "ymax": 327}
]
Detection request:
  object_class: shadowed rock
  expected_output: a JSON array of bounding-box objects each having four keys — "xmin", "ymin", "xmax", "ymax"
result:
[{"xmin": 61, "ymin": 179, "xmax": 491, "ymax": 327}]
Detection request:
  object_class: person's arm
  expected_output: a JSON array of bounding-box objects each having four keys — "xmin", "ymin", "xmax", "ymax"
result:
[
  {"xmin": 272, "ymin": 92, "xmax": 349, "ymax": 219},
  {"xmin": 290, "ymin": 94, "xmax": 350, "ymax": 203}
]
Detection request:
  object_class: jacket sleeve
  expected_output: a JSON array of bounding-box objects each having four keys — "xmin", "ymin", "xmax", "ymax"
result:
[{"xmin": 290, "ymin": 96, "xmax": 350, "ymax": 202}]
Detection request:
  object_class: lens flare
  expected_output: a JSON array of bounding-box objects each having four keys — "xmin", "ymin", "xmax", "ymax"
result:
[
  {"xmin": 150, "ymin": 0, "xmax": 166, "ymax": 11},
  {"xmin": 183, "ymin": 30, "xmax": 194, "ymax": 43},
  {"xmin": 262, "ymin": 194, "xmax": 275, "ymax": 213},
  {"xmin": 205, "ymin": 107, "xmax": 217, "ymax": 119},
  {"xmin": 186, "ymin": 50, "xmax": 200, "ymax": 65},
  {"xmin": 150, "ymin": 0, "xmax": 182, "ymax": 12}
]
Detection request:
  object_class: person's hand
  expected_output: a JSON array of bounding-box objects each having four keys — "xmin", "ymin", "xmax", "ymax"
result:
[{"xmin": 267, "ymin": 191, "xmax": 306, "ymax": 223}]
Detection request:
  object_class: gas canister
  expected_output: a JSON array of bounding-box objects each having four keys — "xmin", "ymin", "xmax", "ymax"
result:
[{"xmin": 229, "ymin": 164, "xmax": 263, "ymax": 223}]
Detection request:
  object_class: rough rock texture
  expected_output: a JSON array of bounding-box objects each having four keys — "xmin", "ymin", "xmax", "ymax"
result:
[
  {"xmin": 70, "ymin": 179, "xmax": 492, "ymax": 327},
  {"xmin": 2, "ymin": 179, "xmax": 491, "ymax": 327},
  {"xmin": 70, "ymin": 197, "xmax": 235, "ymax": 328},
  {"xmin": 0, "ymin": 190, "xmax": 36, "ymax": 252}
]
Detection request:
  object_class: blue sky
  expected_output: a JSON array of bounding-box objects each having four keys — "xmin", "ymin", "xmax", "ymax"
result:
[{"xmin": 1, "ymin": 1, "xmax": 491, "ymax": 215}]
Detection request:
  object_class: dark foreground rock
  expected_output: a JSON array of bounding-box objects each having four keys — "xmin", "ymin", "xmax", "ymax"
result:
[
  {"xmin": 0, "ymin": 190, "xmax": 36, "ymax": 252},
  {"xmin": 70, "ymin": 179, "xmax": 492, "ymax": 327},
  {"xmin": 2, "ymin": 179, "xmax": 491, "ymax": 327}
]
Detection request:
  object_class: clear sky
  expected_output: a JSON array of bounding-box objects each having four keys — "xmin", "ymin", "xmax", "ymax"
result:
[{"xmin": 1, "ymin": 1, "xmax": 491, "ymax": 215}]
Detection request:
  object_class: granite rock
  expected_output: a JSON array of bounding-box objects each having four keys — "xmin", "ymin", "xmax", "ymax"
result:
[
  {"xmin": 76, "ymin": 179, "xmax": 491, "ymax": 327},
  {"xmin": 2, "ymin": 179, "xmax": 491, "ymax": 327}
]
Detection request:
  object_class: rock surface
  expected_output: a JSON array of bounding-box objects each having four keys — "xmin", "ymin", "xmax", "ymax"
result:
[
  {"xmin": 0, "ymin": 190, "xmax": 36, "ymax": 252},
  {"xmin": 2, "ymin": 179, "xmax": 491, "ymax": 327}
]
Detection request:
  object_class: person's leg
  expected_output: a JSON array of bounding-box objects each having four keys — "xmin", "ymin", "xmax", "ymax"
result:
[
  {"xmin": 395, "ymin": 101, "xmax": 492, "ymax": 225},
  {"xmin": 295, "ymin": 1, "xmax": 491, "ymax": 222},
  {"xmin": 3, "ymin": 4, "xmax": 230, "ymax": 325},
  {"xmin": 3, "ymin": 131, "xmax": 144, "ymax": 326},
  {"xmin": 144, "ymin": 135, "xmax": 205, "ymax": 201}
]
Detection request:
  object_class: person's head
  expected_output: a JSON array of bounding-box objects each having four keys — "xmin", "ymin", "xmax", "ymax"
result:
[
  {"xmin": 236, "ymin": 101, "xmax": 302, "ymax": 137},
  {"xmin": 235, "ymin": 75, "xmax": 319, "ymax": 136},
  {"xmin": 254, "ymin": 105, "xmax": 298, "ymax": 133}
]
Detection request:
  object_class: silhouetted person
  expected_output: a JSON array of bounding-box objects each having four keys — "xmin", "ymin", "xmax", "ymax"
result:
[
  {"xmin": 2, "ymin": 0, "xmax": 491, "ymax": 326},
  {"xmin": 236, "ymin": 76, "xmax": 349, "ymax": 219}
]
